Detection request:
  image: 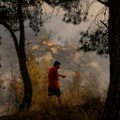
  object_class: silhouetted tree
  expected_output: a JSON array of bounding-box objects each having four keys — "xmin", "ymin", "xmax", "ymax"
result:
[
  {"xmin": 67, "ymin": 0, "xmax": 120, "ymax": 119},
  {"xmin": 102, "ymin": 0, "xmax": 120, "ymax": 120},
  {"xmin": 0, "ymin": 0, "xmax": 44, "ymax": 112}
]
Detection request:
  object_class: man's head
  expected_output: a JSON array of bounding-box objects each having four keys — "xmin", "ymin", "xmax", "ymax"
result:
[{"xmin": 54, "ymin": 61, "xmax": 61, "ymax": 69}]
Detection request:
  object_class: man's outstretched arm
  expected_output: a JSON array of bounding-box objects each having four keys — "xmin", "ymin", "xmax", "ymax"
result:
[{"xmin": 58, "ymin": 74, "xmax": 66, "ymax": 78}]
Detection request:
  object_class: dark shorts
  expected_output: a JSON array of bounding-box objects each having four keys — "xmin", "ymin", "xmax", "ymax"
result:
[{"xmin": 48, "ymin": 87, "xmax": 61, "ymax": 97}]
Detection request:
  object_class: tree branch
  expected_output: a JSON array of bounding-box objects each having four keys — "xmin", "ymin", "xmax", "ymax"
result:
[
  {"xmin": 18, "ymin": 0, "xmax": 25, "ymax": 49},
  {"xmin": 100, "ymin": 20, "xmax": 108, "ymax": 28},
  {"xmin": 97, "ymin": 0, "xmax": 109, "ymax": 7},
  {"xmin": 0, "ymin": 20, "xmax": 19, "ymax": 54}
]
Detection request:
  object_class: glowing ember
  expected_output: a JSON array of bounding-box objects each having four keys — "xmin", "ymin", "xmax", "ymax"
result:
[
  {"xmin": 47, "ymin": 42, "xmax": 53, "ymax": 46},
  {"xmin": 43, "ymin": 41, "xmax": 53, "ymax": 46}
]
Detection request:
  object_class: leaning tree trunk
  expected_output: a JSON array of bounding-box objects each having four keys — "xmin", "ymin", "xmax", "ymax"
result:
[
  {"xmin": 0, "ymin": 20, "xmax": 32, "ymax": 112},
  {"xmin": 103, "ymin": 0, "xmax": 120, "ymax": 120},
  {"xmin": 18, "ymin": 52, "xmax": 32, "ymax": 111},
  {"xmin": 0, "ymin": 0, "xmax": 32, "ymax": 112},
  {"xmin": 18, "ymin": 0, "xmax": 32, "ymax": 111}
]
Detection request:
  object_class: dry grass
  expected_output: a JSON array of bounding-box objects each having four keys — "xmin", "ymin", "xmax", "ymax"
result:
[
  {"xmin": 0, "ymin": 50, "xmax": 105, "ymax": 120},
  {"xmin": 0, "ymin": 99, "xmax": 104, "ymax": 120}
]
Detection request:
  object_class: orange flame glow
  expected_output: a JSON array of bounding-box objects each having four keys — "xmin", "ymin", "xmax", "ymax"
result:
[{"xmin": 43, "ymin": 41, "xmax": 53, "ymax": 46}]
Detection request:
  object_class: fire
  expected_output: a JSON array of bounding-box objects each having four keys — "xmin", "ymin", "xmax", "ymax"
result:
[
  {"xmin": 47, "ymin": 42, "xmax": 53, "ymax": 46},
  {"xmin": 43, "ymin": 41, "xmax": 53, "ymax": 47},
  {"xmin": 43, "ymin": 41, "xmax": 47, "ymax": 45}
]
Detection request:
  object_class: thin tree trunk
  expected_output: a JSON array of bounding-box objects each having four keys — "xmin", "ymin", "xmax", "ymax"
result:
[
  {"xmin": 0, "ymin": 0, "xmax": 32, "ymax": 112},
  {"xmin": 103, "ymin": 0, "xmax": 120, "ymax": 120},
  {"xmin": 17, "ymin": 0, "xmax": 32, "ymax": 111},
  {"xmin": 0, "ymin": 19, "xmax": 32, "ymax": 111},
  {"xmin": 18, "ymin": 54, "xmax": 32, "ymax": 111}
]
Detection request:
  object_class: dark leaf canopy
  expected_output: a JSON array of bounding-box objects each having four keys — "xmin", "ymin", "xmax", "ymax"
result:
[
  {"xmin": 79, "ymin": 25, "xmax": 108, "ymax": 56},
  {"xmin": 0, "ymin": 0, "xmax": 45, "ymax": 33},
  {"xmin": 44, "ymin": 0, "xmax": 89, "ymax": 24},
  {"xmin": 0, "ymin": 0, "xmax": 88, "ymax": 31},
  {"xmin": 78, "ymin": 6, "xmax": 109, "ymax": 56}
]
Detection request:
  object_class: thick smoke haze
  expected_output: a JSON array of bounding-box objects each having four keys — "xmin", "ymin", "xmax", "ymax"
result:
[
  {"xmin": 0, "ymin": 13, "xmax": 109, "ymax": 92},
  {"xmin": 44, "ymin": 15, "xmax": 90, "ymax": 46},
  {"xmin": 43, "ymin": 14, "xmax": 109, "ymax": 94}
]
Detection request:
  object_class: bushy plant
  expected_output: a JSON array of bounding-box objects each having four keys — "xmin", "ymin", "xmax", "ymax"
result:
[
  {"xmin": 10, "ymin": 49, "xmax": 51, "ymax": 111},
  {"xmin": 68, "ymin": 71, "xmax": 82, "ymax": 105}
]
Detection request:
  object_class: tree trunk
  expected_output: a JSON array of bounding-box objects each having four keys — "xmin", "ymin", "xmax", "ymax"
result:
[
  {"xmin": 0, "ymin": 20, "xmax": 32, "ymax": 111},
  {"xmin": 17, "ymin": 0, "xmax": 32, "ymax": 112},
  {"xmin": 103, "ymin": 0, "xmax": 120, "ymax": 120},
  {"xmin": 18, "ymin": 52, "xmax": 32, "ymax": 111}
]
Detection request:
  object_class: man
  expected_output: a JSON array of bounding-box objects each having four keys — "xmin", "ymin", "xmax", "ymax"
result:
[{"xmin": 48, "ymin": 61, "xmax": 66, "ymax": 105}]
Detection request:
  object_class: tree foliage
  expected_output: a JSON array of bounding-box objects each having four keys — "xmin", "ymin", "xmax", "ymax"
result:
[
  {"xmin": 45, "ymin": 0, "xmax": 89, "ymax": 24},
  {"xmin": 79, "ymin": 6, "xmax": 109, "ymax": 55},
  {"xmin": 79, "ymin": 25, "xmax": 108, "ymax": 55},
  {"xmin": 44, "ymin": 0, "xmax": 109, "ymax": 55},
  {"xmin": 0, "ymin": 0, "xmax": 47, "ymax": 33},
  {"xmin": 0, "ymin": 0, "xmax": 90, "ymax": 32}
]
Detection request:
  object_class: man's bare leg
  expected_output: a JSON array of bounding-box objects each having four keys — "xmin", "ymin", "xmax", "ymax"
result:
[{"xmin": 57, "ymin": 96, "xmax": 62, "ymax": 105}]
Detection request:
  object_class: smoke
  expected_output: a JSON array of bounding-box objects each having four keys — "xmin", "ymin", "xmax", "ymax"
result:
[
  {"xmin": 43, "ymin": 14, "xmax": 109, "ymax": 95},
  {"xmin": 44, "ymin": 15, "xmax": 90, "ymax": 46}
]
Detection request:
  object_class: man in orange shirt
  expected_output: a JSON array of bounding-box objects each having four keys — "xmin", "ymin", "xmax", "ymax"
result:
[{"xmin": 48, "ymin": 61, "xmax": 66, "ymax": 105}]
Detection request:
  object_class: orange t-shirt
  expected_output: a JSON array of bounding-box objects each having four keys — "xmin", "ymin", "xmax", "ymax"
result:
[{"xmin": 48, "ymin": 67, "xmax": 59, "ymax": 89}]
